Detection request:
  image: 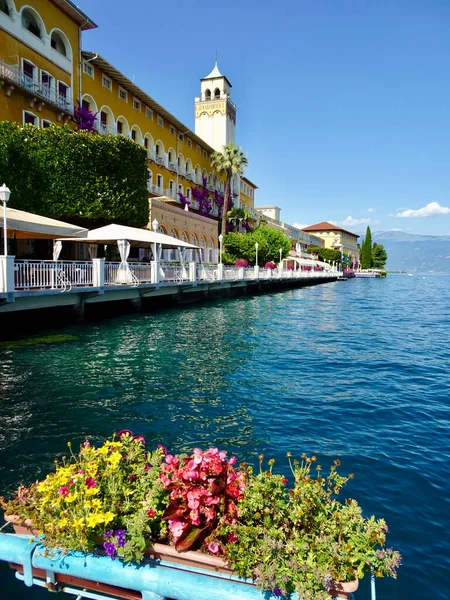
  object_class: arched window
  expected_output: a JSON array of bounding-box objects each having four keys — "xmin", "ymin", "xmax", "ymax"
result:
[
  {"xmin": 131, "ymin": 125, "xmax": 142, "ymax": 144},
  {"xmin": 169, "ymin": 180, "xmax": 175, "ymax": 196},
  {"xmin": 182, "ymin": 231, "xmax": 189, "ymax": 244},
  {"xmin": 21, "ymin": 7, "xmax": 43, "ymax": 38},
  {"xmin": 204, "ymin": 89, "xmax": 211, "ymax": 100},
  {"xmin": 192, "ymin": 233, "xmax": 199, "ymax": 247},
  {"xmin": 144, "ymin": 133, "xmax": 154, "ymax": 158},
  {"xmin": 171, "ymin": 228, "xmax": 179, "ymax": 239},
  {"xmin": 50, "ymin": 31, "xmax": 67, "ymax": 56},
  {"xmin": 155, "ymin": 140, "xmax": 165, "ymax": 161},
  {"xmin": 158, "ymin": 224, "xmax": 167, "ymax": 235},
  {"xmin": 116, "ymin": 116, "xmax": 130, "ymax": 137},
  {"xmin": 214, "ymin": 88, "xmax": 220, "ymax": 99},
  {"xmin": 208, "ymin": 238, "xmax": 214, "ymax": 263},
  {"xmin": 195, "ymin": 165, "xmax": 202, "ymax": 184},
  {"xmin": 156, "ymin": 174, "xmax": 163, "ymax": 190},
  {"xmin": 99, "ymin": 105, "xmax": 114, "ymax": 134},
  {"xmin": 0, "ymin": 0, "xmax": 11, "ymax": 17}
]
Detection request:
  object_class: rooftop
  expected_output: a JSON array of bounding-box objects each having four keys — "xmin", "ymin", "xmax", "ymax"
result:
[
  {"xmin": 53, "ymin": 0, "xmax": 97, "ymax": 30},
  {"xmin": 302, "ymin": 221, "xmax": 359, "ymax": 238},
  {"xmin": 201, "ymin": 61, "xmax": 232, "ymax": 88}
]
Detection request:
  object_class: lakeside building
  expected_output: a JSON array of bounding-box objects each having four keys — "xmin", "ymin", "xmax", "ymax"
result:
[
  {"xmin": 301, "ymin": 221, "xmax": 359, "ymax": 261},
  {"xmin": 0, "ymin": 0, "xmax": 257, "ymax": 262},
  {"xmin": 255, "ymin": 205, "xmax": 324, "ymax": 255}
]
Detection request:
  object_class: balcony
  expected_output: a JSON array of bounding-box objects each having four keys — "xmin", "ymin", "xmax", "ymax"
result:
[
  {"xmin": 0, "ymin": 59, "xmax": 73, "ymax": 115},
  {"xmin": 155, "ymin": 156, "xmax": 165, "ymax": 166},
  {"xmin": 99, "ymin": 123, "xmax": 117, "ymax": 135},
  {"xmin": 168, "ymin": 163, "xmax": 177, "ymax": 173},
  {"xmin": 186, "ymin": 172, "xmax": 194, "ymax": 182}
]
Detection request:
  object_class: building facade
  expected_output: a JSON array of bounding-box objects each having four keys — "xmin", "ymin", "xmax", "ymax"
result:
[
  {"xmin": 301, "ymin": 221, "xmax": 359, "ymax": 260},
  {"xmin": 0, "ymin": 0, "xmax": 96, "ymax": 126},
  {"xmin": 0, "ymin": 0, "xmax": 259, "ymax": 264}
]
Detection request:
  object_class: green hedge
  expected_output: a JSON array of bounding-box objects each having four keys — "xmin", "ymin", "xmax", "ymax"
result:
[{"xmin": 0, "ymin": 121, "xmax": 148, "ymax": 228}]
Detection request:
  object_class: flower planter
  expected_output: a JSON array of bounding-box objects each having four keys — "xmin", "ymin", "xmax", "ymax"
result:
[
  {"xmin": 4, "ymin": 514, "xmax": 40, "ymax": 537},
  {"xmin": 329, "ymin": 578, "xmax": 359, "ymax": 600},
  {"xmin": 3, "ymin": 515, "xmax": 356, "ymax": 599}
]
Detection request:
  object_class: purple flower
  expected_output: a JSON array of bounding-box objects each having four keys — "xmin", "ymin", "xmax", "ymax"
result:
[
  {"xmin": 117, "ymin": 429, "xmax": 133, "ymax": 439},
  {"xmin": 104, "ymin": 530, "xmax": 114, "ymax": 539},
  {"xmin": 103, "ymin": 541, "xmax": 116, "ymax": 557},
  {"xmin": 273, "ymin": 587, "xmax": 282, "ymax": 597}
]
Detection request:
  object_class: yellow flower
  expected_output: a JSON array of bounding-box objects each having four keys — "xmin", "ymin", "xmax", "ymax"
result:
[
  {"xmin": 90, "ymin": 499, "xmax": 102, "ymax": 509},
  {"xmin": 107, "ymin": 451, "xmax": 122, "ymax": 468},
  {"xmin": 65, "ymin": 493, "xmax": 77, "ymax": 503},
  {"xmin": 58, "ymin": 517, "xmax": 68, "ymax": 528},
  {"xmin": 71, "ymin": 517, "xmax": 84, "ymax": 529},
  {"xmin": 87, "ymin": 513, "xmax": 103, "ymax": 528},
  {"xmin": 97, "ymin": 446, "xmax": 109, "ymax": 456},
  {"xmin": 85, "ymin": 487, "xmax": 99, "ymax": 496},
  {"xmin": 102, "ymin": 511, "xmax": 115, "ymax": 524}
]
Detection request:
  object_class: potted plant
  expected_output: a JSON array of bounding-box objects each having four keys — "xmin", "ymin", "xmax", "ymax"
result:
[{"xmin": 1, "ymin": 436, "xmax": 401, "ymax": 599}]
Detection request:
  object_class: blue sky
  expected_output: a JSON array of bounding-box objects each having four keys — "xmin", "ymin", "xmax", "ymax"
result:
[{"xmin": 79, "ymin": 0, "xmax": 450, "ymax": 236}]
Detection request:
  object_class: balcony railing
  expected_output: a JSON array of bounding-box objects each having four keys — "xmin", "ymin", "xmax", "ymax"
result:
[
  {"xmin": 155, "ymin": 156, "xmax": 164, "ymax": 166},
  {"xmin": 0, "ymin": 60, "xmax": 73, "ymax": 114}
]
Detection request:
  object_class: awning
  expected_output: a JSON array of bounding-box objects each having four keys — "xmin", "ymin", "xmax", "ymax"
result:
[
  {"xmin": 283, "ymin": 257, "xmax": 330, "ymax": 269},
  {"xmin": 0, "ymin": 207, "xmax": 88, "ymax": 239},
  {"xmin": 57, "ymin": 223, "xmax": 200, "ymax": 249}
]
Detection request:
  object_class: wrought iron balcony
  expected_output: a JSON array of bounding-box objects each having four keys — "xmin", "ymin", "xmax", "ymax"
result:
[{"xmin": 0, "ymin": 59, "xmax": 73, "ymax": 115}]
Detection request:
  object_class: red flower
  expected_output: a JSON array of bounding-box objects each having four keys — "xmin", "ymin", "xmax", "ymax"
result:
[{"xmin": 85, "ymin": 477, "xmax": 96, "ymax": 489}]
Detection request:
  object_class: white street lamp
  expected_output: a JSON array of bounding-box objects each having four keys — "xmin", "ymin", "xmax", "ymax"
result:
[
  {"xmin": 255, "ymin": 241, "xmax": 259, "ymax": 266},
  {"xmin": 151, "ymin": 218, "xmax": 159, "ymax": 263},
  {"xmin": 279, "ymin": 247, "xmax": 282, "ymax": 264},
  {"xmin": 218, "ymin": 233, "xmax": 223, "ymax": 265},
  {"xmin": 0, "ymin": 183, "xmax": 11, "ymax": 256}
]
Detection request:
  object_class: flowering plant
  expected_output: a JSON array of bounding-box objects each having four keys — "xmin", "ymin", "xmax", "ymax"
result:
[
  {"xmin": 1, "ymin": 431, "xmax": 168, "ymax": 562},
  {"xmin": 159, "ymin": 447, "xmax": 245, "ymax": 552},
  {"xmin": 235, "ymin": 258, "xmax": 248, "ymax": 267},
  {"xmin": 2, "ymin": 440, "xmax": 401, "ymax": 598},
  {"xmin": 287, "ymin": 264, "xmax": 294, "ymax": 271},
  {"xmin": 211, "ymin": 454, "xmax": 401, "ymax": 600},
  {"xmin": 265, "ymin": 261, "xmax": 276, "ymax": 269}
]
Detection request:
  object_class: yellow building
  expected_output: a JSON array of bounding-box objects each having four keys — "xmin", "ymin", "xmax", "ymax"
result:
[
  {"xmin": 0, "ymin": 0, "xmax": 96, "ymax": 126},
  {"xmin": 0, "ymin": 0, "xmax": 258, "ymax": 263},
  {"xmin": 302, "ymin": 221, "xmax": 359, "ymax": 260}
]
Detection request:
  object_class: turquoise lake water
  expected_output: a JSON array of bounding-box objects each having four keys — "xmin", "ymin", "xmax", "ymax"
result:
[{"xmin": 0, "ymin": 275, "xmax": 449, "ymax": 599}]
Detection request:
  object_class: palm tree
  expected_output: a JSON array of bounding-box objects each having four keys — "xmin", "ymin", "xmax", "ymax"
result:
[{"xmin": 210, "ymin": 144, "xmax": 248, "ymax": 237}]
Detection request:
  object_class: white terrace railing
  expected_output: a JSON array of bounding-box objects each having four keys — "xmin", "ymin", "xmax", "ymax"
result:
[
  {"xmin": 8, "ymin": 259, "xmax": 335, "ymax": 294},
  {"xmin": 14, "ymin": 260, "xmax": 93, "ymax": 292}
]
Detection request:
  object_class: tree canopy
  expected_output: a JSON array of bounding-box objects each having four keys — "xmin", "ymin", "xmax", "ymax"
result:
[
  {"xmin": 0, "ymin": 121, "xmax": 149, "ymax": 228},
  {"xmin": 223, "ymin": 226, "xmax": 291, "ymax": 265}
]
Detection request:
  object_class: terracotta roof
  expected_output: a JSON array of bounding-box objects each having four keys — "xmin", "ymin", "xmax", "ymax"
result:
[{"xmin": 302, "ymin": 221, "xmax": 359, "ymax": 238}]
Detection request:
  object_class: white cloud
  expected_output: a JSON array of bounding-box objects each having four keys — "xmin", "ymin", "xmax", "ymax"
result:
[
  {"xmin": 390, "ymin": 228, "xmax": 403, "ymax": 231},
  {"xmin": 396, "ymin": 202, "xmax": 450, "ymax": 218},
  {"xmin": 339, "ymin": 216, "xmax": 378, "ymax": 227},
  {"xmin": 368, "ymin": 208, "xmax": 374, "ymax": 213},
  {"xmin": 293, "ymin": 222, "xmax": 308, "ymax": 230}
]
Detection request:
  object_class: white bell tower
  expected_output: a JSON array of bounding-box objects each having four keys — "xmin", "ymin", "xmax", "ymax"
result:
[{"xmin": 194, "ymin": 62, "xmax": 236, "ymax": 152}]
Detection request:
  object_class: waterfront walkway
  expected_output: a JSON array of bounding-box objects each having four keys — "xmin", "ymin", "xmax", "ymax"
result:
[{"xmin": 0, "ymin": 258, "xmax": 338, "ymax": 315}]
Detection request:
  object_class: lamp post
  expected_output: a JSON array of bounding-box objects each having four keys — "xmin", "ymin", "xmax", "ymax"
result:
[
  {"xmin": 279, "ymin": 248, "xmax": 282, "ymax": 264},
  {"xmin": 218, "ymin": 233, "xmax": 223, "ymax": 265},
  {"xmin": 0, "ymin": 183, "xmax": 11, "ymax": 256},
  {"xmin": 255, "ymin": 242, "xmax": 259, "ymax": 266},
  {"xmin": 152, "ymin": 217, "xmax": 159, "ymax": 260}
]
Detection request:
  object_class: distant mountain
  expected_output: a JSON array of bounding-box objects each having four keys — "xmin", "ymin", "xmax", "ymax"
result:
[{"xmin": 358, "ymin": 231, "xmax": 450, "ymax": 273}]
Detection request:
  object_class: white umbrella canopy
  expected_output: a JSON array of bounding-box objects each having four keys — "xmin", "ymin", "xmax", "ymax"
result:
[
  {"xmin": 57, "ymin": 223, "xmax": 200, "ymax": 249},
  {"xmin": 0, "ymin": 207, "xmax": 88, "ymax": 239}
]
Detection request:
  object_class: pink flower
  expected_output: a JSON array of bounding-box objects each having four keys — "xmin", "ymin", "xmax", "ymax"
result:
[
  {"xmin": 168, "ymin": 520, "xmax": 185, "ymax": 539},
  {"xmin": 208, "ymin": 541, "xmax": 222, "ymax": 555},
  {"xmin": 59, "ymin": 486, "xmax": 69, "ymax": 497},
  {"xmin": 85, "ymin": 477, "xmax": 96, "ymax": 489},
  {"xmin": 157, "ymin": 444, "xmax": 168, "ymax": 456},
  {"xmin": 228, "ymin": 456, "xmax": 236, "ymax": 466},
  {"xmin": 187, "ymin": 490, "xmax": 201, "ymax": 510},
  {"xmin": 133, "ymin": 435, "xmax": 146, "ymax": 445},
  {"xmin": 189, "ymin": 510, "xmax": 201, "ymax": 526},
  {"xmin": 228, "ymin": 534, "xmax": 238, "ymax": 543},
  {"xmin": 147, "ymin": 509, "xmax": 156, "ymax": 518},
  {"xmin": 83, "ymin": 440, "xmax": 90, "ymax": 448}
]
